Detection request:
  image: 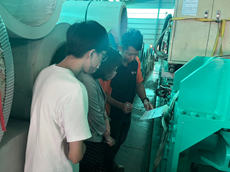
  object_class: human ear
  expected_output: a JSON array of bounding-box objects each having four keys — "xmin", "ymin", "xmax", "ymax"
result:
[{"xmin": 87, "ymin": 49, "xmax": 95, "ymax": 60}]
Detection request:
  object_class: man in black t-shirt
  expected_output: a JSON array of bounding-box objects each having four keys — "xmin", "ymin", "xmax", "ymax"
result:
[{"xmin": 102, "ymin": 29, "xmax": 154, "ymax": 172}]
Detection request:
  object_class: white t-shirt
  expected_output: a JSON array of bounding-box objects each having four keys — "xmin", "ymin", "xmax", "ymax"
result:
[{"xmin": 24, "ymin": 65, "xmax": 92, "ymax": 172}]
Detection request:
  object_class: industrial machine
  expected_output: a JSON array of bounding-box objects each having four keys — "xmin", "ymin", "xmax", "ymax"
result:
[
  {"xmin": 154, "ymin": 56, "xmax": 230, "ymax": 172},
  {"xmin": 150, "ymin": 0, "xmax": 230, "ymax": 171},
  {"xmin": 157, "ymin": 0, "xmax": 230, "ymax": 73}
]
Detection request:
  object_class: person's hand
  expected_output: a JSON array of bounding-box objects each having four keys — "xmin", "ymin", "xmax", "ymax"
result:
[
  {"xmin": 104, "ymin": 135, "xmax": 116, "ymax": 146},
  {"xmin": 104, "ymin": 118, "xmax": 110, "ymax": 136},
  {"xmin": 120, "ymin": 102, "xmax": 133, "ymax": 114},
  {"xmin": 143, "ymin": 99, "xmax": 154, "ymax": 111}
]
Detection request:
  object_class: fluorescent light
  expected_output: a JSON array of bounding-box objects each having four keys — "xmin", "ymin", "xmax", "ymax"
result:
[
  {"xmin": 159, "ymin": 9, "xmax": 174, "ymax": 19},
  {"xmin": 127, "ymin": 9, "xmax": 158, "ymax": 14},
  {"xmin": 128, "ymin": 13, "xmax": 158, "ymax": 19},
  {"xmin": 160, "ymin": 9, "xmax": 174, "ymax": 14},
  {"xmin": 127, "ymin": 8, "xmax": 174, "ymax": 19}
]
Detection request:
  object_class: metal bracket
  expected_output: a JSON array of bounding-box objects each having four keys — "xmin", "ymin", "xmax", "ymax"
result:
[
  {"xmin": 204, "ymin": 10, "xmax": 209, "ymax": 19},
  {"xmin": 216, "ymin": 10, "xmax": 221, "ymax": 20}
]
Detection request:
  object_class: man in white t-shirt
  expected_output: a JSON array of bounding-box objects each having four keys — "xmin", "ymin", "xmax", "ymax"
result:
[{"xmin": 24, "ymin": 21, "xmax": 109, "ymax": 172}]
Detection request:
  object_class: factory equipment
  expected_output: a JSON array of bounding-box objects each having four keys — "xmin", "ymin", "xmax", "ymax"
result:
[
  {"xmin": 149, "ymin": 0, "xmax": 230, "ymax": 171},
  {"xmin": 155, "ymin": 56, "xmax": 230, "ymax": 172},
  {"xmin": 59, "ymin": 1, "xmax": 127, "ymax": 45},
  {"xmin": 139, "ymin": 44, "xmax": 154, "ymax": 80},
  {"xmin": 0, "ymin": 0, "xmax": 62, "ymax": 39},
  {"xmin": 10, "ymin": 22, "xmax": 70, "ymax": 120},
  {"xmin": 0, "ymin": 15, "xmax": 14, "ymax": 142},
  {"xmin": 157, "ymin": 0, "xmax": 230, "ymax": 72}
]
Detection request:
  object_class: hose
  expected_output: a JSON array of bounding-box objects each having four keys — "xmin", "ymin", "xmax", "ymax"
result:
[
  {"xmin": 158, "ymin": 14, "xmax": 173, "ymax": 51},
  {"xmin": 152, "ymin": 91, "xmax": 179, "ymax": 172}
]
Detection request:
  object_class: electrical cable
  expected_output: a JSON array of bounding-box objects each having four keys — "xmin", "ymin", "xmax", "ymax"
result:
[
  {"xmin": 158, "ymin": 14, "xmax": 173, "ymax": 51},
  {"xmin": 154, "ymin": 18, "xmax": 230, "ymax": 61},
  {"xmin": 85, "ymin": 1, "xmax": 93, "ymax": 21},
  {"xmin": 152, "ymin": 91, "xmax": 179, "ymax": 172}
]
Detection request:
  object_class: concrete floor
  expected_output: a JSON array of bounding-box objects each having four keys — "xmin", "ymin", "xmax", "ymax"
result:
[{"xmin": 114, "ymin": 69, "xmax": 159, "ymax": 172}]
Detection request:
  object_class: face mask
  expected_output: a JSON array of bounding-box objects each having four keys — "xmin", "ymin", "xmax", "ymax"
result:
[
  {"xmin": 88, "ymin": 66, "xmax": 96, "ymax": 74},
  {"xmin": 87, "ymin": 54, "xmax": 100, "ymax": 74}
]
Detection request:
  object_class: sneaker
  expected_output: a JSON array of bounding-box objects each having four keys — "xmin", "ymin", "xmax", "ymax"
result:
[{"xmin": 113, "ymin": 161, "xmax": 125, "ymax": 171}]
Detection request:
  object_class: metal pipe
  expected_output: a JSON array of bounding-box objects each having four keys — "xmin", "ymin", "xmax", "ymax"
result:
[{"xmin": 154, "ymin": 0, "xmax": 161, "ymax": 47}]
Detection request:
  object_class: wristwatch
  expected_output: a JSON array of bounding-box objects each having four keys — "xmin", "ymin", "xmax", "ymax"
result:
[{"xmin": 142, "ymin": 97, "xmax": 149, "ymax": 104}]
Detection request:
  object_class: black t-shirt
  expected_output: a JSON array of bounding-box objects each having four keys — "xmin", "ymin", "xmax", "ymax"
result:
[{"xmin": 110, "ymin": 60, "xmax": 138, "ymax": 121}]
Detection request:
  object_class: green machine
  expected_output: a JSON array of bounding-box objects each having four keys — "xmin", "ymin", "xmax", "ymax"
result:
[{"xmin": 155, "ymin": 56, "xmax": 230, "ymax": 172}]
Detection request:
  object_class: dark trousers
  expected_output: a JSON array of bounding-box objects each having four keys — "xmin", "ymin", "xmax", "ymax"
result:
[
  {"xmin": 104, "ymin": 118, "xmax": 131, "ymax": 172},
  {"xmin": 80, "ymin": 141, "xmax": 106, "ymax": 172}
]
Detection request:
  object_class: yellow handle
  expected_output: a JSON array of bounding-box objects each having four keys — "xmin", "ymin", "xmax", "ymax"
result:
[{"xmin": 219, "ymin": 19, "xmax": 226, "ymax": 55}]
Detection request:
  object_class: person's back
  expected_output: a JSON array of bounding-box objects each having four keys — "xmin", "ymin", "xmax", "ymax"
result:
[{"xmin": 25, "ymin": 65, "xmax": 89, "ymax": 172}]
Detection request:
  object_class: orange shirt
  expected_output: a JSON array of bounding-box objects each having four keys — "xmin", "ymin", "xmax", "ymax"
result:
[
  {"xmin": 136, "ymin": 56, "xmax": 144, "ymax": 83},
  {"xmin": 99, "ymin": 79, "xmax": 111, "ymax": 116}
]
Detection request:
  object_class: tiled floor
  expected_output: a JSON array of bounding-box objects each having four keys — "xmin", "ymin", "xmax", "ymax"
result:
[{"xmin": 114, "ymin": 69, "xmax": 159, "ymax": 172}]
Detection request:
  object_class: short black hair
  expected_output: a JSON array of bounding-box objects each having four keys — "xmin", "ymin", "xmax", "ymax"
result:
[
  {"xmin": 66, "ymin": 20, "xmax": 109, "ymax": 58},
  {"xmin": 121, "ymin": 29, "xmax": 143, "ymax": 51},
  {"xmin": 92, "ymin": 47, "xmax": 122, "ymax": 80}
]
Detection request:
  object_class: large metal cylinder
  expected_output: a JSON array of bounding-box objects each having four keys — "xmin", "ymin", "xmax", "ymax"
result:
[
  {"xmin": 0, "ymin": 0, "xmax": 62, "ymax": 39},
  {"xmin": 59, "ymin": 1, "xmax": 127, "ymax": 45},
  {"xmin": 10, "ymin": 22, "xmax": 70, "ymax": 120}
]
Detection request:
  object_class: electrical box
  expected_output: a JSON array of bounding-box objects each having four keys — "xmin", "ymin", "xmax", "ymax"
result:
[{"xmin": 168, "ymin": 0, "xmax": 230, "ymax": 65}]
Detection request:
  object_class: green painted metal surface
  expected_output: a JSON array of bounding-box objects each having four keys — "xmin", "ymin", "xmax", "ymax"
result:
[{"xmin": 158, "ymin": 56, "xmax": 230, "ymax": 172}]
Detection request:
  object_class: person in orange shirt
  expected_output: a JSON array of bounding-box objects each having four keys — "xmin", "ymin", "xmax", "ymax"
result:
[{"xmin": 100, "ymin": 29, "xmax": 154, "ymax": 172}]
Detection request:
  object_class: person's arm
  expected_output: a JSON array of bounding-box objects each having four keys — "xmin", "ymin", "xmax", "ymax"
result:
[
  {"xmin": 68, "ymin": 141, "xmax": 86, "ymax": 164},
  {"xmin": 136, "ymin": 82, "xmax": 147, "ymax": 101},
  {"xmin": 135, "ymin": 57, "xmax": 154, "ymax": 111},
  {"xmin": 103, "ymin": 111, "xmax": 110, "ymax": 136},
  {"xmin": 62, "ymin": 89, "xmax": 91, "ymax": 164},
  {"xmin": 100, "ymin": 79, "xmax": 132, "ymax": 114},
  {"xmin": 103, "ymin": 112, "xmax": 116, "ymax": 146},
  {"xmin": 86, "ymin": 79, "xmax": 109, "ymax": 136},
  {"xmin": 103, "ymin": 111, "xmax": 116, "ymax": 146},
  {"xmin": 136, "ymin": 82, "xmax": 154, "ymax": 111},
  {"xmin": 105, "ymin": 93, "xmax": 133, "ymax": 114}
]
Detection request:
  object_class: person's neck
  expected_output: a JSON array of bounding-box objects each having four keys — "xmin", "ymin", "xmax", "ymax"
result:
[
  {"xmin": 121, "ymin": 58, "xmax": 128, "ymax": 67},
  {"xmin": 57, "ymin": 55, "xmax": 85, "ymax": 76}
]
